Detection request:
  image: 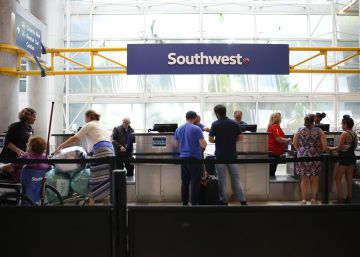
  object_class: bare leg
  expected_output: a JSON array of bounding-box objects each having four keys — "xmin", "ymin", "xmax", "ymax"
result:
[
  {"xmin": 300, "ymin": 176, "xmax": 309, "ymax": 201},
  {"xmin": 88, "ymin": 198, "xmax": 95, "ymax": 205},
  {"xmin": 345, "ymin": 166, "xmax": 354, "ymax": 200},
  {"xmin": 335, "ymin": 165, "xmax": 346, "ymax": 201},
  {"xmin": 310, "ymin": 176, "xmax": 320, "ymax": 201}
]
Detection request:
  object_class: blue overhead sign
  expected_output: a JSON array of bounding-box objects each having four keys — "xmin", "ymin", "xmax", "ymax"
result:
[
  {"xmin": 127, "ymin": 44, "xmax": 289, "ymax": 75},
  {"xmin": 15, "ymin": 13, "xmax": 42, "ymax": 58}
]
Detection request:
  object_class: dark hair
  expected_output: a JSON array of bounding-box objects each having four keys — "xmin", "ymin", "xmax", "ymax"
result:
[
  {"xmin": 342, "ymin": 114, "xmax": 354, "ymax": 129},
  {"xmin": 185, "ymin": 111, "xmax": 197, "ymax": 120},
  {"xmin": 18, "ymin": 107, "xmax": 36, "ymax": 122},
  {"xmin": 315, "ymin": 112, "xmax": 326, "ymax": 120},
  {"xmin": 85, "ymin": 110, "xmax": 100, "ymax": 121},
  {"xmin": 214, "ymin": 104, "xmax": 226, "ymax": 118},
  {"xmin": 28, "ymin": 136, "xmax": 46, "ymax": 155},
  {"xmin": 304, "ymin": 114, "xmax": 315, "ymax": 128}
]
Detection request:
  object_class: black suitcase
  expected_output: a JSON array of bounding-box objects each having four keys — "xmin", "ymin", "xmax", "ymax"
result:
[
  {"xmin": 352, "ymin": 179, "xmax": 360, "ymax": 203},
  {"xmin": 199, "ymin": 179, "xmax": 220, "ymax": 205}
]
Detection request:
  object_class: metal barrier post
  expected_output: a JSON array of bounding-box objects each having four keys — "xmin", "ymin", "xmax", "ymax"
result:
[
  {"xmin": 112, "ymin": 169, "xmax": 127, "ymax": 257},
  {"xmin": 321, "ymin": 154, "xmax": 330, "ymax": 204}
]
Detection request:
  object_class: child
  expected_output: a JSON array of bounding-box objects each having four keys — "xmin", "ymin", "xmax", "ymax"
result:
[{"xmin": 2, "ymin": 136, "xmax": 49, "ymax": 204}]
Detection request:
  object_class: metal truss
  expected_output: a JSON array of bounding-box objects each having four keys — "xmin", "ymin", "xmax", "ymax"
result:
[{"xmin": 0, "ymin": 43, "xmax": 359, "ymax": 76}]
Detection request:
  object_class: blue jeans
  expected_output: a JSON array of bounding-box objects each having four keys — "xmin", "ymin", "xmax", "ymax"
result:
[{"xmin": 215, "ymin": 163, "xmax": 246, "ymax": 203}]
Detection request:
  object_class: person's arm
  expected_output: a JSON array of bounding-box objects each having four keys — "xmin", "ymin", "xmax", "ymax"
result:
[
  {"xmin": 203, "ymin": 127, "xmax": 210, "ymax": 133},
  {"xmin": 6, "ymin": 142, "xmax": 25, "ymax": 157},
  {"xmin": 2, "ymin": 163, "xmax": 14, "ymax": 173},
  {"xmin": 111, "ymin": 127, "xmax": 118, "ymax": 143},
  {"xmin": 199, "ymin": 138, "xmax": 207, "ymax": 149},
  {"xmin": 328, "ymin": 132, "xmax": 347, "ymax": 152},
  {"xmin": 208, "ymin": 124, "xmax": 216, "ymax": 143},
  {"xmin": 319, "ymin": 129, "xmax": 327, "ymax": 152},
  {"xmin": 275, "ymin": 137, "xmax": 291, "ymax": 144},
  {"xmin": 4, "ymin": 124, "xmax": 25, "ymax": 157},
  {"xmin": 293, "ymin": 132, "xmax": 299, "ymax": 150},
  {"xmin": 208, "ymin": 136, "xmax": 215, "ymax": 143},
  {"xmin": 55, "ymin": 135, "xmax": 80, "ymax": 153},
  {"xmin": 173, "ymin": 139, "xmax": 179, "ymax": 148},
  {"xmin": 173, "ymin": 129, "xmax": 180, "ymax": 148}
]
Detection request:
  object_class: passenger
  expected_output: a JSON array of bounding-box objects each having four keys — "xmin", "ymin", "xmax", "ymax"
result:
[
  {"xmin": 2, "ymin": 136, "xmax": 49, "ymax": 203},
  {"xmin": 112, "ymin": 117, "xmax": 135, "ymax": 177},
  {"xmin": 209, "ymin": 105, "xmax": 247, "ymax": 205},
  {"xmin": 314, "ymin": 112, "xmax": 326, "ymax": 125},
  {"xmin": 55, "ymin": 110, "xmax": 114, "ymax": 204},
  {"xmin": 293, "ymin": 114, "xmax": 327, "ymax": 205},
  {"xmin": 173, "ymin": 111, "xmax": 207, "ymax": 206},
  {"xmin": 267, "ymin": 112, "xmax": 291, "ymax": 177},
  {"xmin": 0, "ymin": 108, "xmax": 36, "ymax": 165},
  {"xmin": 194, "ymin": 115, "xmax": 210, "ymax": 132},
  {"xmin": 234, "ymin": 110, "xmax": 247, "ymax": 125},
  {"xmin": 328, "ymin": 115, "xmax": 358, "ymax": 204}
]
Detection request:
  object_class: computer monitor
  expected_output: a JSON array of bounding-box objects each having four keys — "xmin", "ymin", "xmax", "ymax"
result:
[
  {"xmin": 315, "ymin": 124, "xmax": 330, "ymax": 132},
  {"xmin": 326, "ymin": 137, "xmax": 335, "ymax": 147},
  {"xmin": 151, "ymin": 124, "xmax": 178, "ymax": 133},
  {"xmin": 239, "ymin": 124, "xmax": 257, "ymax": 132}
]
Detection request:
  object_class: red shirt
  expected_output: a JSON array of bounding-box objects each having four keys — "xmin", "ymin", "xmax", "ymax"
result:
[{"xmin": 267, "ymin": 124, "xmax": 286, "ymax": 156}]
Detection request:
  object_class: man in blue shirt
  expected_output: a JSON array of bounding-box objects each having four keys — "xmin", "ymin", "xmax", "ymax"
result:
[
  {"xmin": 209, "ymin": 105, "xmax": 247, "ymax": 205},
  {"xmin": 174, "ymin": 111, "xmax": 207, "ymax": 205}
]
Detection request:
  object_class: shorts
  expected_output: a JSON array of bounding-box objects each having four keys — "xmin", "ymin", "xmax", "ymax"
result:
[{"xmin": 338, "ymin": 152, "xmax": 356, "ymax": 166}]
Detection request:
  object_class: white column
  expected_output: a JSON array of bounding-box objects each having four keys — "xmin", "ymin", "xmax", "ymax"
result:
[
  {"xmin": 0, "ymin": 0, "xmax": 19, "ymax": 133},
  {"xmin": 28, "ymin": 0, "xmax": 65, "ymax": 138}
]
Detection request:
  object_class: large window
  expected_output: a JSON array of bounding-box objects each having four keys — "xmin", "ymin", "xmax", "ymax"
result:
[{"xmin": 64, "ymin": 1, "xmax": 359, "ymax": 133}]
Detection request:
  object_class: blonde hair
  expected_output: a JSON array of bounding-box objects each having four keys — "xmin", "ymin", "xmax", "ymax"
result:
[
  {"xmin": 268, "ymin": 112, "xmax": 282, "ymax": 128},
  {"xmin": 18, "ymin": 107, "xmax": 36, "ymax": 122}
]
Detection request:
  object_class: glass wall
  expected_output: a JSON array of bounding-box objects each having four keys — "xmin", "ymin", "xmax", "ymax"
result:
[{"xmin": 65, "ymin": 0, "xmax": 359, "ymax": 133}]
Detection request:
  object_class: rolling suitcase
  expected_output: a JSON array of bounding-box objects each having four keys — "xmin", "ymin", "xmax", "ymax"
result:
[{"xmin": 199, "ymin": 173, "xmax": 220, "ymax": 205}]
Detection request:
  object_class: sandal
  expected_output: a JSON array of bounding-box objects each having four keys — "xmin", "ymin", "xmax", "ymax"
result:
[{"xmin": 311, "ymin": 199, "xmax": 318, "ymax": 205}]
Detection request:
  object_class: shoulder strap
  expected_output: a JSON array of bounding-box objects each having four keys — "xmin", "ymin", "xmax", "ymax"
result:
[{"xmin": 347, "ymin": 131, "xmax": 357, "ymax": 150}]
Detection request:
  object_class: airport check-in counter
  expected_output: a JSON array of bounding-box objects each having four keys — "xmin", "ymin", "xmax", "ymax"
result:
[
  {"xmin": 52, "ymin": 133, "xmax": 88, "ymax": 151},
  {"xmin": 134, "ymin": 132, "xmax": 270, "ymax": 202}
]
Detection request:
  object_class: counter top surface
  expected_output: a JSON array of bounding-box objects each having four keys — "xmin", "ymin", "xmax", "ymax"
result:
[
  {"xmin": 52, "ymin": 133, "xmax": 75, "ymax": 136},
  {"xmin": 134, "ymin": 132, "xmax": 270, "ymax": 136}
]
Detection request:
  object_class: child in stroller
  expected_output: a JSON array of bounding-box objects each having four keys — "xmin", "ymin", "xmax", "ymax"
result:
[{"xmin": 2, "ymin": 136, "xmax": 49, "ymax": 204}]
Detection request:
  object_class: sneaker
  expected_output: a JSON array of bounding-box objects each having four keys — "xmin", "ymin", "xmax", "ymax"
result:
[
  {"xmin": 219, "ymin": 201, "xmax": 228, "ymax": 206},
  {"xmin": 240, "ymin": 201, "xmax": 247, "ymax": 206},
  {"xmin": 300, "ymin": 200, "xmax": 307, "ymax": 205}
]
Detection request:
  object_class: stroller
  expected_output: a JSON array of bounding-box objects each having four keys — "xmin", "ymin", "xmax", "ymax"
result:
[{"xmin": 0, "ymin": 166, "xmax": 63, "ymax": 206}]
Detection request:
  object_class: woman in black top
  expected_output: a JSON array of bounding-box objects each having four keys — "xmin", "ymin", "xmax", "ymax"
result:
[
  {"xmin": 328, "ymin": 115, "xmax": 358, "ymax": 203},
  {"xmin": 0, "ymin": 108, "xmax": 36, "ymax": 163}
]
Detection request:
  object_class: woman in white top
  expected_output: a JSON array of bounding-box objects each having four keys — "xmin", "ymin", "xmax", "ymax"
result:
[{"xmin": 55, "ymin": 110, "xmax": 114, "ymax": 204}]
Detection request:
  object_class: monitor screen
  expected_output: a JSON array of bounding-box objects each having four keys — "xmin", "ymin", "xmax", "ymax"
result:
[
  {"xmin": 327, "ymin": 137, "xmax": 334, "ymax": 147},
  {"xmin": 239, "ymin": 124, "xmax": 257, "ymax": 132},
  {"xmin": 152, "ymin": 137, "xmax": 167, "ymax": 147},
  {"xmin": 152, "ymin": 124, "xmax": 178, "ymax": 133},
  {"xmin": 315, "ymin": 124, "xmax": 330, "ymax": 132}
]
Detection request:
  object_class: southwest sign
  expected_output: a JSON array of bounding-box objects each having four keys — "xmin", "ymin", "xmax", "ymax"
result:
[
  {"xmin": 15, "ymin": 13, "xmax": 42, "ymax": 58},
  {"xmin": 127, "ymin": 44, "xmax": 289, "ymax": 75}
]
